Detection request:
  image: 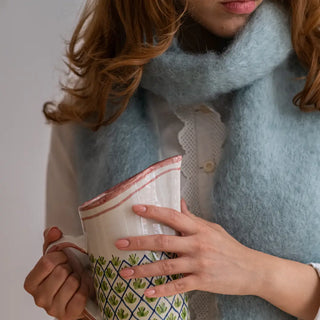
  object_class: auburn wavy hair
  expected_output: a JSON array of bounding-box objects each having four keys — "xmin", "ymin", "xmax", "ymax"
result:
[{"xmin": 43, "ymin": 0, "xmax": 320, "ymax": 131}]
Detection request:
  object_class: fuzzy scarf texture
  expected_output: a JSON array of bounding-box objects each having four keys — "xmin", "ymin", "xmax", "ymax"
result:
[{"xmin": 75, "ymin": 1, "xmax": 320, "ymax": 319}]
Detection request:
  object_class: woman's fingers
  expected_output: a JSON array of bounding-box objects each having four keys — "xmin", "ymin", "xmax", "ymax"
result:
[
  {"xmin": 24, "ymin": 250, "xmax": 88, "ymax": 319},
  {"xmin": 64, "ymin": 275, "xmax": 89, "ymax": 318},
  {"xmin": 49, "ymin": 273, "xmax": 82, "ymax": 318},
  {"xmin": 119, "ymin": 257, "xmax": 193, "ymax": 279},
  {"xmin": 181, "ymin": 198, "xmax": 220, "ymax": 230},
  {"xmin": 132, "ymin": 204, "xmax": 199, "ymax": 235},
  {"xmin": 43, "ymin": 226, "xmax": 62, "ymax": 254},
  {"xmin": 115, "ymin": 234, "xmax": 192, "ymax": 254},
  {"xmin": 35, "ymin": 263, "xmax": 73, "ymax": 306},
  {"xmin": 180, "ymin": 198, "xmax": 194, "ymax": 218},
  {"xmin": 25, "ymin": 227, "xmax": 90, "ymax": 320},
  {"xmin": 24, "ymin": 251, "xmax": 68, "ymax": 295},
  {"xmin": 144, "ymin": 275, "xmax": 198, "ymax": 298}
]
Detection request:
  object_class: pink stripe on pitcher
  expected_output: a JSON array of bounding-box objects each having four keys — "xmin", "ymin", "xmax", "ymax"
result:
[
  {"xmin": 82, "ymin": 309, "xmax": 96, "ymax": 320},
  {"xmin": 79, "ymin": 155, "xmax": 182, "ymax": 212},
  {"xmin": 81, "ymin": 167, "xmax": 181, "ymax": 221}
]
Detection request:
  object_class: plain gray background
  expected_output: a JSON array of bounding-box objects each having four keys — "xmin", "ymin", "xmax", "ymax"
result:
[{"xmin": 0, "ymin": 0, "xmax": 84, "ymax": 318}]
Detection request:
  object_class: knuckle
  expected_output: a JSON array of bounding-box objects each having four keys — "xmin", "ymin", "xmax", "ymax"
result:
[
  {"xmin": 156, "ymin": 235, "xmax": 170, "ymax": 250},
  {"xmin": 192, "ymin": 238, "xmax": 206, "ymax": 253},
  {"xmin": 173, "ymin": 280, "xmax": 185, "ymax": 293},
  {"xmin": 198, "ymin": 257, "xmax": 210, "ymax": 269},
  {"xmin": 196, "ymin": 238, "xmax": 211, "ymax": 253},
  {"xmin": 168, "ymin": 209, "xmax": 180, "ymax": 224},
  {"xmin": 46, "ymin": 306, "xmax": 58, "ymax": 317},
  {"xmin": 191, "ymin": 239, "xmax": 201, "ymax": 252},
  {"xmin": 135, "ymin": 237, "xmax": 143, "ymax": 248},
  {"xmin": 54, "ymin": 264, "xmax": 72, "ymax": 280},
  {"xmin": 23, "ymin": 275, "xmax": 32, "ymax": 293},
  {"xmin": 199, "ymin": 272, "xmax": 209, "ymax": 284},
  {"xmin": 147, "ymin": 205, "xmax": 157, "ymax": 216},
  {"xmin": 160, "ymin": 259, "xmax": 174, "ymax": 275},
  {"xmin": 198, "ymin": 223, "xmax": 209, "ymax": 233},
  {"xmin": 39, "ymin": 255, "xmax": 55, "ymax": 272},
  {"xmin": 66, "ymin": 273, "xmax": 81, "ymax": 290},
  {"xmin": 34, "ymin": 293, "xmax": 48, "ymax": 308}
]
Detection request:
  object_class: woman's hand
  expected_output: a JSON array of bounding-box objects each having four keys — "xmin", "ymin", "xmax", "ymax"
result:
[
  {"xmin": 115, "ymin": 199, "xmax": 320, "ymax": 319},
  {"xmin": 24, "ymin": 227, "xmax": 90, "ymax": 320},
  {"xmin": 115, "ymin": 199, "xmax": 262, "ymax": 298}
]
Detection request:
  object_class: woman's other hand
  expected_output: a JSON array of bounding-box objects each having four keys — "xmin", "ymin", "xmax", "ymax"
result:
[
  {"xmin": 24, "ymin": 227, "xmax": 89, "ymax": 320},
  {"xmin": 115, "ymin": 199, "xmax": 260, "ymax": 297},
  {"xmin": 115, "ymin": 199, "xmax": 320, "ymax": 319}
]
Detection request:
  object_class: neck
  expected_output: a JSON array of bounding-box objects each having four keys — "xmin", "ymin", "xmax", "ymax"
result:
[
  {"xmin": 141, "ymin": 1, "xmax": 293, "ymax": 106},
  {"xmin": 176, "ymin": 14, "xmax": 234, "ymax": 54}
]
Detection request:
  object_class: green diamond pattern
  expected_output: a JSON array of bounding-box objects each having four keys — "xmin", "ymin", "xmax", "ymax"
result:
[{"xmin": 90, "ymin": 252, "xmax": 190, "ymax": 320}]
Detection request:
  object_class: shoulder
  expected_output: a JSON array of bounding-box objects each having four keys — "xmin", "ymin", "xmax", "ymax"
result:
[{"xmin": 48, "ymin": 122, "xmax": 78, "ymax": 175}]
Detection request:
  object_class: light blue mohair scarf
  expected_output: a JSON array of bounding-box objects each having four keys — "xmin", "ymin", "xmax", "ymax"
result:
[{"xmin": 75, "ymin": 1, "xmax": 320, "ymax": 319}]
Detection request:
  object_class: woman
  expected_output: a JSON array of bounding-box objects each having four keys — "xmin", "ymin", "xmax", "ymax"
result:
[{"xmin": 24, "ymin": 0, "xmax": 320, "ymax": 319}]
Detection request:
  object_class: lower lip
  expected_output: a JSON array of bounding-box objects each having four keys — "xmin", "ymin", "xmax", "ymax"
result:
[{"xmin": 221, "ymin": 1, "xmax": 256, "ymax": 14}]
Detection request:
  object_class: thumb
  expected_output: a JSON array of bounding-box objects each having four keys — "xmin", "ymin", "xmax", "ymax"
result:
[
  {"xmin": 180, "ymin": 199, "xmax": 214, "ymax": 228},
  {"xmin": 180, "ymin": 198, "xmax": 194, "ymax": 218},
  {"xmin": 43, "ymin": 226, "xmax": 62, "ymax": 254}
]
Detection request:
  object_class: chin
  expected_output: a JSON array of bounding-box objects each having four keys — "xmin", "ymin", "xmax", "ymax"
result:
[{"xmin": 206, "ymin": 17, "xmax": 249, "ymax": 38}]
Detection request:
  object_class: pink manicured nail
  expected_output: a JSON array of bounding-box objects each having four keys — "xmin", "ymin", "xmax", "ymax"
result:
[
  {"xmin": 132, "ymin": 205, "xmax": 147, "ymax": 213},
  {"xmin": 115, "ymin": 239, "xmax": 130, "ymax": 248},
  {"xmin": 120, "ymin": 268, "xmax": 134, "ymax": 277},
  {"xmin": 144, "ymin": 289, "xmax": 156, "ymax": 296},
  {"xmin": 44, "ymin": 226, "xmax": 58, "ymax": 237}
]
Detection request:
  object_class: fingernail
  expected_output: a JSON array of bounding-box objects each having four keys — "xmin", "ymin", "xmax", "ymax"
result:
[
  {"xmin": 47, "ymin": 227, "xmax": 60, "ymax": 236},
  {"xmin": 144, "ymin": 288, "xmax": 156, "ymax": 296},
  {"xmin": 44, "ymin": 226, "xmax": 59, "ymax": 238},
  {"xmin": 115, "ymin": 239, "xmax": 130, "ymax": 248},
  {"xmin": 120, "ymin": 268, "xmax": 134, "ymax": 277},
  {"xmin": 133, "ymin": 205, "xmax": 147, "ymax": 213}
]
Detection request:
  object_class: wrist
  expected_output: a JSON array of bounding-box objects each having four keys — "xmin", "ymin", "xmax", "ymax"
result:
[
  {"xmin": 250, "ymin": 249, "xmax": 282, "ymax": 298},
  {"xmin": 242, "ymin": 247, "xmax": 275, "ymax": 297},
  {"xmin": 245, "ymin": 249, "xmax": 320, "ymax": 319}
]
